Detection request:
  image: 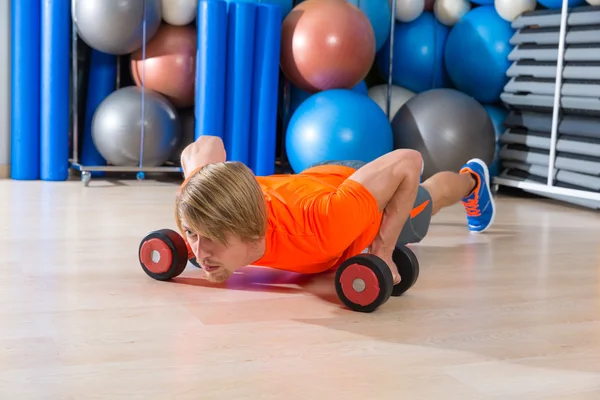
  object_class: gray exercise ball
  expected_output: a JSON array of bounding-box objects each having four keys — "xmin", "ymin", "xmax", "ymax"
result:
[
  {"xmin": 391, "ymin": 88, "xmax": 496, "ymax": 180},
  {"xmin": 73, "ymin": 0, "xmax": 162, "ymax": 55},
  {"xmin": 92, "ymin": 86, "xmax": 181, "ymax": 167}
]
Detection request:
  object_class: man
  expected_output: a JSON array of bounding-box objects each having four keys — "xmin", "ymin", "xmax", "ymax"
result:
[{"xmin": 175, "ymin": 136, "xmax": 495, "ymax": 284}]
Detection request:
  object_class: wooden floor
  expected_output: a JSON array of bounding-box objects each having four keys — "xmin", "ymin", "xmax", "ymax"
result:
[{"xmin": 1, "ymin": 178, "xmax": 599, "ymax": 399}]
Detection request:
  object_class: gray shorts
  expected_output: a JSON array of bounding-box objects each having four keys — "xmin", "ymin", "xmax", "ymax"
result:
[{"xmin": 308, "ymin": 160, "xmax": 432, "ymax": 245}]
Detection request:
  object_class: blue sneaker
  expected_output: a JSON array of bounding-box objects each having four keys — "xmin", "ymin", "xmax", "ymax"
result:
[{"xmin": 460, "ymin": 158, "xmax": 496, "ymax": 233}]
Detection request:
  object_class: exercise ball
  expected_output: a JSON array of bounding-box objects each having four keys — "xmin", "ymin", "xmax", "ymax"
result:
[
  {"xmin": 391, "ymin": 88, "xmax": 495, "ymax": 180},
  {"xmin": 587, "ymin": 0, "xmax": 600, "ymax": 5},
  {"xmin": 483, "ymin": 105, "xmax": 508, "ymax": 178},
  {"xmin": 73, "ymin": 0, "xmax": 162, "ymax": 55},
  {"xmin": 286, "ymin": 80, "xmax": 368, "ymax": 116},
  {"xmin": 390, "ymin": 0, "xmax": 425, "ymax": 22},
  {"xmin": 368, "ymin": 84, "xmax": 415, "ymax": 121},
  {"xmin": 131, "ymin": 23, "xmax": 197, "ymax": 107},
  {"xmin": 286, "ymin": 89, "xmax": 394, "ymax": 173},
  {"xmin": 495, "ymin": 0, "xmax": 536, "ymax": 22},
  {"xmin": 162, "ymin": 0, "xmax": 197, "ymax": 25},
  {"xmin": 92, "ymin": 86, "xmax": 181, "ymax": 167},
  {"xmin": 444, "ymin": 6, "xmax": 514, "ymax": 103},
  {"xmin": 348, "ymin": 0, "xmax": 391, "ymax": 52},
  {"xmin": 280, "ymin": 0, "xmax": 376, "ymax": 93},
  {"xmin": 537, "ymin": 0, "xmax": 585, "ymax": 7},
  {"xmin": 434, "ymin": 0, "xmax": 471, "ymax": 26},
  {"xmin": 376, "ymin": 12, "xmax": 450, "ymax": 93}
]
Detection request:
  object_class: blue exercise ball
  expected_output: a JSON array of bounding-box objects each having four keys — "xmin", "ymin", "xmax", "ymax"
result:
[
  {"xmin": 347, "ymin": 0, "xmax": 391, "ymax": 53},
  {"xmin": 444, "ymin": 6, "xmax": 515, "ymax": 104},
  {"xmin": 537, "ymin": 0, "xmax": 586, "ymax": 8},
  {"xmin": 483, "ymin": 105, "xmax": 508, "ymax": 178},
  {"xmin": 286, "ymin": 89, "xmax": 394, "ymax": 173},
  {"xmin": 286, "ymin": 80, "xmax": 367, "ymax": 117},
  {"xmin": 375, "ymin": 12, "xmax": 450, "ymax": 94}
]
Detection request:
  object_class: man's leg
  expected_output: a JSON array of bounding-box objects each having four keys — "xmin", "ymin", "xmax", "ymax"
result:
[
  {"xmin": 396, "ymin": 185, "xmax": 434, "ymax": 245},
  {"xmin": 421, "ymin": 158, "xmax": 496, "ymax": 233}
]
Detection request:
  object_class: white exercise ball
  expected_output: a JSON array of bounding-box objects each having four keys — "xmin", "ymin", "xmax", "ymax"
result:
[
  {"xmin": 495, "ymin": 0, "xmax": 536, "ymax": 22},
  {"xmin": 161, "ymin": 0, "xmax": 198, "ymax": 26},
  {"xmin": 390, "ymin": 0, "xmax": 425, "ymax": 22},
  {"xmin": 586, "ymin": 0, "xmax": 600, "ymax": 5},
  {"xmin": 434, "ymin": 0, "xmax": 470, "ymax": 26},
  {"xmin": 368, "ymin": 84, "xmax": 415, "ymax": 121}
]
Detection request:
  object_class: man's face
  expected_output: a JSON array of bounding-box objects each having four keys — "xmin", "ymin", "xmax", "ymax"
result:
[{"xmin": 183, "ymin": 228, "xmax": 251, "ymax": 283}]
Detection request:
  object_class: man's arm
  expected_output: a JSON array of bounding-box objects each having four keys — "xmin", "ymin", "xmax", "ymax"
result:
[
  {"xmin": 346, "ymin": 149, "xmax": 423, "ymax": 284},
  {"xmin": 180, "ymin": 135, "xmax": 227, "ymax": 178}
]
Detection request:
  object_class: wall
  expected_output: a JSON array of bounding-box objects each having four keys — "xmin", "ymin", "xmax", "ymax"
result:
[{"xmin": 0, "ymin": 1, "xmax": 10, "ymax": 178}]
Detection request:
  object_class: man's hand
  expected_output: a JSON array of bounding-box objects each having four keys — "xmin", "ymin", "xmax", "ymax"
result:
[{"xmin": 180, "ymin": 136, "xmax": 227, "ymax": 178}]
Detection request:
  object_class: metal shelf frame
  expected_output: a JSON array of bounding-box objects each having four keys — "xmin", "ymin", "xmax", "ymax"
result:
[
  {"xmin": 493, "ymin": 0, "xmax": 600, "ymax": 205},
  {"xmin": 69, "ymin": 1, "xmax": 183, "ymax": 186}
]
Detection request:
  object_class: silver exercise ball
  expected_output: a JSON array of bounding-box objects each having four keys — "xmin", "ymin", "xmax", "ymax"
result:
[
  {"xmin": 92, "ymin": 86, "xmax": 181, "ymax": 167},
  {"xmin": 73, "ymin": 0, "xmax": 162, "ymax": 55},
  {"xmin": 391, "ymin": 88, "xmax": 496, "ymax": 180}
]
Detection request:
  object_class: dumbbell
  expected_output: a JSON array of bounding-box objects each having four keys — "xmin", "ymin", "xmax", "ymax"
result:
[
  {"xmin": 138, "ymin": 228, "xmax": 196, "ymax": 281},
  {"xmin": 334, "ymin": 245, "xmax": 420, "ymax": 313}
]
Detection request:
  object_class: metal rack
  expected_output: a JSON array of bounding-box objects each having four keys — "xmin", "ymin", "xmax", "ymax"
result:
[
  {"xmin": 69, "ymin": 1, "xmax": 183, "ymax": 186},
  {"xmin": 493, "ymin": 0, "xmax": 600, "ymax": 206}
]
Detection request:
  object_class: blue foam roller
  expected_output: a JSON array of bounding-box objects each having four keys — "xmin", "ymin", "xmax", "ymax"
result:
[
  {"xmin": 82, "ymin": 50, "xmax": 117, "ymax": 177},
  {"xmin": 40, "ymin": 0, "xmax": 71, "ymax": 181},
  {"xmin": 249, "ymin": 4, "xmax": 281, "ymax": 176},
  {"xmin": 10, "ymin": 0, "xmax": 40, "ymax": 180},
  {"xmin": 224, "ymin": 2, "xmax": 257, "ymax": 164},
  {"xmin": 195, "ymin": 0, "xmax": 227, "ymax": 140},
  {"xmin": 223, "ymin": 0, "xmax": 292, "ymax": 19}
]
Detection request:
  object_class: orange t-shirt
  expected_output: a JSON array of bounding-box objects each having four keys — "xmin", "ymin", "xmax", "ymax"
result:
[{"xmin": 252, "ymin": 165, "xmax": 383, "ymax": 274}]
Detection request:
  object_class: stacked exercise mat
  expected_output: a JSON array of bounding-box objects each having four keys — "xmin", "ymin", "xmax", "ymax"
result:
[{"xmin": 499, "ymin": 5, "xmax": 600, "ymax": 210}]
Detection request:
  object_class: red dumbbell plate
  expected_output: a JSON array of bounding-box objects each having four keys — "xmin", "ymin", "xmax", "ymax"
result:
[
  {"xmin": 335, "ymin": 254, "xmax": 394, "ymax": 313},
  {"xmin": 139, "ymin": 229, "xmax": 188, "ymax": 281}
]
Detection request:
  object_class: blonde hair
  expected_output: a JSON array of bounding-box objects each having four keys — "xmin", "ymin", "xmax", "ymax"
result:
[{"xmin": 175, "ymin": 162, "xmax": 267, "ymax": 245}]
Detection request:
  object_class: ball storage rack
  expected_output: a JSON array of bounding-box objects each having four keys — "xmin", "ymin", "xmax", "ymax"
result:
[
  {"xmin": 495, "ymin": 1, "xmax": 600, "ymax": 210},
  {"xmin": 69, "ymin": 0, "xmax": 402, "ymax": 186},
  {"xmin": 69, "ymin": 2, "xmax": 183, "ymax": 187}
]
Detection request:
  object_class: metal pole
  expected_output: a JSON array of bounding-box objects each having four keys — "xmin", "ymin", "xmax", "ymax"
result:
[
  {"xmin": 71, "ymin": 0, "xmax": 79, "ymax": 164},
  {"xmin": 386, "ymin": 0, "xmax": 397, "ymax": 119},
  {"xmin": 547, "ymin": 0, "xmax": 569, "ymax": 186},
  {"xmin": 138, "ymin": 0, "xmax": 147, "ymax": 169}
]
